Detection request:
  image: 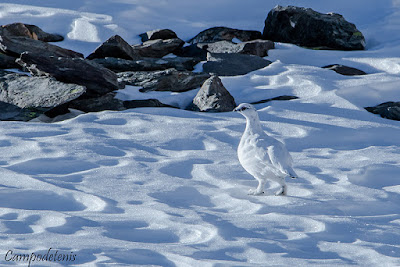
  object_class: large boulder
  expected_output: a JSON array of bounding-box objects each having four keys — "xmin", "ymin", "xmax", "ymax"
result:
[
  {"xmin": 322, "ymin": 64, "xmax": 367, "ymax": 76},
  {"xmin": 0, "ymin": 70, "xmax": 85, "ymax": 119},
  {"xmin": 17, "ymin": 52, "xmax": 118, "ymax": 97},
  {"xmin": 187, "ymin": 75, "xmax": 236, "ymax": 112},
  {"xmin": 139, "ymin": 29, "xmax": 178, "ymax": 42},
  {"xmin": 203, "ymin": 52, "xmax": 272, "ymax": 76},
  {"xmin": 1, "ymin": 23, "xmax": 63, "ymax": 42},
  {"xmin": 188, "ymin": 27, "xmax": 262, "ymax": 44},
  {"xmin": 117, "ymin": 68, "xmax": 210, "ymax": 92},
  {"xmin": 0, "ymin": 32, "xmax": 83, "ymax": 58},
  {"xmin": 87, "ymin": 35, "xmax": 140, "ymax": 60},
  {"xmin": 365, "ymin": 102, "xmax": 400, "ymax": 121},
  {"xmin": 262, "ymin": 6, "xmax": 365, "ymax": 50},
  {"xmin": 132, "ymin": 38, "xmax": 185, "ymax": 58},
  {"xmin": 91, "ymin": 56, "xmax": 200, "ymax": 72}
]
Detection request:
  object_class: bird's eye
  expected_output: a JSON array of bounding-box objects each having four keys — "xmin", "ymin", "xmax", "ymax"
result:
[{"xmin": 241, "ymin": 107, "xmax": 247, "ymax": 111}]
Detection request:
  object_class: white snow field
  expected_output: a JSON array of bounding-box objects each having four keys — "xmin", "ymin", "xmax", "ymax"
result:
[{"xmin": 1, "ymin": 0, "xmax": 400, "ymax": 266}]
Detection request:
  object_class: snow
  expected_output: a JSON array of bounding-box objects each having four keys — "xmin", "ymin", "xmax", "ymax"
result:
[{"xmin": 1, "ymin": 0, "xmax": 400, "ymax": 266}]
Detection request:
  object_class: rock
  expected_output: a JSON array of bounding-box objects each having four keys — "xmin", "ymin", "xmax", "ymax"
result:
[
  {"xmin": 0, "ymin": 53, "xmax": 19, "ymax": 69},
  {"xmin": 117, "ymin": 68, "xmax": 210, "ymax": 92},
  {"xmin": 69, "ymin": 93, "xmax": 175, "ymax": 113},
  {"xmin": 203, "ymin": 52, "xmax": 272, "ymax": 76},
  {"xmin": 68, "ymin": 92, "xmax": 125, "ymax": 112},
  {"xmin": 0, "ymin": 32, "xmax": 83, "ymax": 58},
  {"xmin": 139, "ymin": 29, "xmax": 178, "ymax": 42},
  {"xmin": 237, "ymin": 39, "xmax": 275, "ymax": 57},
  {"xmin": 0, "ymin": 101, "xmax": 28, "ymax": 121},
  {"xmin": 132, "ymin": 38, "xmax": 185, "ymax": 58},
  {"xmin": 123, "ymin": 99, "xmax": 176, "ymax": 109},
  {"xmin": 91, "ymin": 56, "xmax": 200, "ymax": 72},
  {"xmin": 365, "ymin": 102, "xmax": 400, "ymax": 121},
  {"xmin": 173, "ymin": 44, "xmax": 208, "ymax": 61},
  {"xmin": 17, "ymin": 52, "xmax": 118, "ymax": 97},
  {"xmin": 87, "ymin": 35, "xmax": 140, "ymax": 60},
  {"xmin": 262, "ymin": 6, "xmax": 365, "ymax": 50},
  {"xmin": 322, "ymin": 64, "xmax": 367, "ymax": 76},
  {"xmin": 188, "ymin": 27, "xmax": 262, "ymax": 44},
  {"xmin": 187, "ymin": 76, "xmax": 236, "ymax": 112},
  {"xmin": 194, "ymin": 39, "xmax": 275, "ymax": 57},
  {"xmin": 250, "ymin": 95, "xmax": 299, "ymax": 105},
  {"xmin": 1, "ymin": 23, "xmax": 64, "ymax": 42},
  {"xmin": 0, "ymin": 70, "xmax": 85, "ymax": 117}
]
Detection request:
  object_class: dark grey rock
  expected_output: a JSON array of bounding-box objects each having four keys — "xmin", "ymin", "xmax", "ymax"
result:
[
  {"xmin": 250, "ymin": 95, "xmax": 299, "ymax": 105},
  {"xmin": 1, "ymin": 23, "xmax": 64, "ymax": 42},
  {"xmin": 262, "ymin": 6, "xmax": 365, "ymax": 50},
  {"xmin": 365, "ymin": 102, "xmax": 400, "ymax": 121},
  {"xmin": 68, "ymin": 93, "xmax": 175, "ymax": 113},
  {"xmin": 17, "ymin": 52, "xmax": 118, "ymax": 97},
  {"xmin": 24, "ymin": 24, "xmax": 64, "ymax": 42},
  {"xmin": 117, "ymin": 68, "xmax": 210, "ymax": 92},
  {"xmin": 203, "ymin": 52, "xmax": 272, "ymax": 76},
  {"xmin": 0, "ymin": 70, "xmax": 85, "ymax": 115},
  {"xmin": 92, "ymin": 56, "xmax": 200, "ymax": 72},
  {"xmin": 188, "ymin": 27, "xmax": 262, "ymax": 44},
  {"xmin": 139, "ymin": 29, "xmax": 178, "ymax": 42},
  {"xmin": 87, "ymin": 35, "xmax": 140, "ymax": 60},
  {"xmin": 237, "ymin": 39, "xmax": 275, "ymax": 57},
  {"xmin": 187, "ymin": 76, "xmax": 236, "ymax": 112},
  {"xmin": 68, "ymin": 92, "xmax": 125, "ymax": 112},
  {"xmin": 132, "ymin": 38, "xmax": 184, "ymax": 58},
  {"xmin": 0, "ymin": 32, "xmax": 83, "ymax": 58},
  {"xmin": 123, "ymin": 99, "xmax": 176, "ymax": 109},
  {"xmin": 0, "ymin": 101, "xmax": 26, "ymax": 121},
  {"xmin": 0, "ymin": 53, "xmax": 19, "ymax": 69},
  {"xmin": 173, "ymin": 44, "xmax": 208, "ymax": 61},
  {"xmin": 322, "ymin": 64, "xmax": 367, "ymax": 76}
]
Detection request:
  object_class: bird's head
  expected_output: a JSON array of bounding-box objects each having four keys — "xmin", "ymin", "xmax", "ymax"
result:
[{"xmin": 233, "ymin": 103, "xmax": 257, "ymax": 117}]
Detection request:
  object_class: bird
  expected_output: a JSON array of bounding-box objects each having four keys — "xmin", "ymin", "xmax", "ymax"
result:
[{"xmin": 234, "ymin": 103, "xmax": 297, "ymax": 196}]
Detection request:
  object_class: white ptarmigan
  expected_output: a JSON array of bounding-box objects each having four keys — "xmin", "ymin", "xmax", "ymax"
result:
[{"xmin": 234, "ymin": 103, "xmax": 297, "ymax": 196}]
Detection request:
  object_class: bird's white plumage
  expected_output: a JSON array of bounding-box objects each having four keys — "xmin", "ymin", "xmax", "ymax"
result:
[{"xmin": 234, "ymin": 103, "xmax": 297, "ymax": 195}]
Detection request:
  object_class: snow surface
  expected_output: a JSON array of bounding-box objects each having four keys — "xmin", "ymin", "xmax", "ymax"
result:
[{"xmin": 1, "ymin": 0, "xmax": 400, "ymax": 266}]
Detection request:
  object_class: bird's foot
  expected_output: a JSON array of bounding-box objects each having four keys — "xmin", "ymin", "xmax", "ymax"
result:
[{"xmin": 248, "ymin": 189, "xmax": 264, "ymax": 196}]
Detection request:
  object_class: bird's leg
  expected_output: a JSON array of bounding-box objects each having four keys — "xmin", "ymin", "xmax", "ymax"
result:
[
  {"xmin": 248, "ymin": 179, "xmax": 266, "ymax": 195},
  {"xmin": 275, "ymin": 180, "xmax": 287, "ymax": 196}
]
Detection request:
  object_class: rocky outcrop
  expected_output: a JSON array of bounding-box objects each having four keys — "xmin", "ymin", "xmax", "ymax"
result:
[
  {"xmin": 263, "ymin": 6, "xmax": 365, "ymax": 50},
  {"xmin": 189, "ymin": 27, "xmax": 262, "ymax": 44},
  {"xmin": 0, "ymin": 32, "xmax": 83, "ymax": 58},
  {"xmin": 132, "ymin": 38, "xmax": 185, "ymax": 58},
  {"xmin": 365, "ymin": 102, "xmax": 400, "ymax": 121},
  {"xmin": 139, "ymin": 29, "xmax": 178, "ymax": 42},
  {"xmin": 322, "ymin": 64, "xmax": 367, "ymax": 76},
  {"xmin": 117, "ymin": 68, "xmax": 210, "ymax": 92},
  {"xmin": 1, "ymin": 23, "xmax": 63, "ymax": 42},
  {"xmin": 0, "ymin": 70, "xmax": 85, "ymax": 118},
  {"xmin": 92, "ymin": 56, "xmax": 200, "ymax": 72},
  {"xmin": 187, "ymin": 76, "xmax": 236, "ymax": 112},
  {"xmin": 203, "ymin": 52, "xmax": 272, "ymax": 76},
  {"xmin": 17, "ymin": 52, "xmax": 118, "ymax": 97},
  {"xmin": 174, "ymin": 44, "xmax": 208, "ymax": 61},
  {"xmin": 87, "ymin": 35, "xmax": 140, "ymax": 60}
]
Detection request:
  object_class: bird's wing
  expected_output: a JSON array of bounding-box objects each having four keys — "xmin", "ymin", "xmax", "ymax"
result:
[{"xmin": 268, "ymin": 141, "xmax": 297, "ymax": 178}]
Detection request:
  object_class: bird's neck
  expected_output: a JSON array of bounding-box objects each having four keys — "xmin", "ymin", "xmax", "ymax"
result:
[{"xmin": 245, "ymin": 114, "xmax": 264, "ymax": 135}]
